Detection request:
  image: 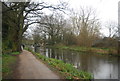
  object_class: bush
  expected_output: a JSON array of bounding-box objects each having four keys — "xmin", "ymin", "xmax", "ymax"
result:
[{"xmin": 2, "ymin": 54, "xmax": 17, "ymax": 78}]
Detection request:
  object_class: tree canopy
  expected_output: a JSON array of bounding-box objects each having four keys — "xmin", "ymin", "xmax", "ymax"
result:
[{"xmin": 2, "ymin": 1, "xmax": 67, "ymax": 53}]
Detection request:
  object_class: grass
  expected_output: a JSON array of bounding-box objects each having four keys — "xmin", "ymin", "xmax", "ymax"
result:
[
  {"xmin": 11, "ymin": 52, "xmax": 20, "ymax": 55},
  {"xmin": 48, "ymin": 44, "xmax": 118, "ymax": 55},
  {"xmin": 27, "ymin": 49, "xmax": 93, "ymax": 80},
  {"xmin": 2, "ymin": 52, "xmax": 20, "ymax": 78}
]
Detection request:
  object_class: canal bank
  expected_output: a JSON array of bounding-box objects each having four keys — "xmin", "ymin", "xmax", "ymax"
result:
[{"xmin": 47, "ymin": 45, "xmax": 118, "ymax": 56}]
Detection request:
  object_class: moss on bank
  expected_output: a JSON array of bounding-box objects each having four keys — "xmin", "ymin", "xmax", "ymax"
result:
[
  {"xmin": 27, "ymin": 49, "xmax": 93, "ymax": 80},
  {"xmin": 2, "ymin": 52, "xmax": 19, "ymax": 79}
]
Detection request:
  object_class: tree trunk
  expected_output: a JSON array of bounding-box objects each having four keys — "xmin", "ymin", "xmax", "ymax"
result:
[
  {"xmin": 16, "ymin": 6, "xmax": 24, "ymax": 52},
  {"xmin": 12, "ymin": 30, "xmax": 22, "ymax": 52}
]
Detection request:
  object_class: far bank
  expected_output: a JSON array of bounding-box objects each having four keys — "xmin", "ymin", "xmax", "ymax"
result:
[{"xmin": 46, "ymin": 44, "xmax": 118, "ymax": 56}]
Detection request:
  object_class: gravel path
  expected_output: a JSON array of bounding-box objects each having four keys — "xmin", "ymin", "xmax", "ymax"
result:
[{"xmin": 16, "ymin": 50, "xmax": 60, "ymax": 79}]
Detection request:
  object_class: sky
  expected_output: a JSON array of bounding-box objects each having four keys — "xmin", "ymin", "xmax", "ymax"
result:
[
  {"xmin": 41, "ymin": 0, "xmax": 120, "ymax": 36},
  {"xmin": 69, "ymin": 0, "xmax": 119, "ymax": 22},
  {"xmin": 39, "ymin": 0, "xmax": 119, "ymax": 22},
  {"xmin": 30, "ymin": 0, "xmax": 120, "ymax": 37},
  {"xmin": 68, "ymin": 0, "xmax": 119, "ymax": 36}
]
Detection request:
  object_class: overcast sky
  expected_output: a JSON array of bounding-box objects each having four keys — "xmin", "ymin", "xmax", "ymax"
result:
[
  {"xmin": 39, "ymin": 0, "xmax": 119, "ymax": 22},
  {"xmin": 40, "ymin": 0, "xmax": 119, "ymax": 36},
  {"xmin": 32, "ymin": 0, "xmax": 120, "ymax": 36},
  {"xmin": 69, "ymin": 0, "xmax": 119, "ymax": 22},
  {"xmin": 69, "ymin": 0, "xmax": 119, "ymax": 36}
]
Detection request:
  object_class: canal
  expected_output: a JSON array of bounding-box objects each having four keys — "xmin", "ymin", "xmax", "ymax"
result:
[{"xmin": 32, "ymin": 46, "xmax": 120, "ymax": 79}]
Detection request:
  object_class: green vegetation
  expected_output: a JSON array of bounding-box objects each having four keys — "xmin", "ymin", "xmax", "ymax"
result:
[
  {"xmin": 48, "ymin": 44, "xmax": 117, "ymax": 55},
  {"xmin": 11, "ymin": 52, "xmax": 20, "ymax": 55},
  {"xmin": 28, "ymin": 49, "xmax": 93, "ymax": 79},
  {"xmin": 2, "ymin": 52, "xmax": 19, "ymax": 78}
]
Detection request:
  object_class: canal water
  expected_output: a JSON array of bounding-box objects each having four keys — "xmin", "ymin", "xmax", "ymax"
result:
[{"xmin": 32, "ymin": 46, "xmax": 120, "ymax": 79}]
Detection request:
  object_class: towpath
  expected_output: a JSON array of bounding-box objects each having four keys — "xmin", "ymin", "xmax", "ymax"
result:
[{"xmin": 15, "ymin": 50, "xmax": 60, "ymax": 79}]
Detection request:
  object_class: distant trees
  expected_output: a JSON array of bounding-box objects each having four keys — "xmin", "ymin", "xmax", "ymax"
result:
[
  {"xmin": 105, "ymin": 21, "xmax": 118, "ymax": 38},
  {"xmin": 31, "ymin": 7, "xmax": 102, "ymax": 47},
  {"xmin": 36, "ymin": 13, "xmax": 66, "ymax": 45},
  {"xmin": 61, "ymin": 24, "xmax": 77, "ymax": 45},
  {"xmin": 32, "ymin": 29, "xmax": 42, "ymax": 46},
  {"xmin": 70, "ymin": 7, "xmax": 101, "ymax": 47},
  {"xmin": 105, "ymin": 21, "xmax": 119, "ymax": 54},
  {"xmin": 33, "ymin": 12, "xmax": 79, "ymax": 46}
]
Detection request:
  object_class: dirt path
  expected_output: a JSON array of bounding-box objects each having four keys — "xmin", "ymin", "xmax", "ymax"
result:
[{"xmin": 16, "ymin": 50, "xmax": 61, "ymax": 79}]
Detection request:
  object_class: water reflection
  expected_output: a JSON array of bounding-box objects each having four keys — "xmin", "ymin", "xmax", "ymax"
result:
[{"xmin": 33, "ymin": 47, "xmax": 119, "ymax": 79}]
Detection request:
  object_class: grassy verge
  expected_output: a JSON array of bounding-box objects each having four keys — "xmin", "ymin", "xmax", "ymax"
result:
[
  {"xmin": 27, "ymin": 49, "xmax": 93, "ymax": 80},
  {"xmin": 2, "ymin": 52, "xmax": 20, "ymax": 79},
  {"xmin": 48, "ymin": 45, "xmax": 117, "ymax": 55}
]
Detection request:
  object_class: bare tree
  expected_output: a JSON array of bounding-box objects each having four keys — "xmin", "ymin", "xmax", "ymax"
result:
[
  {"xmin": 2, "ymin": 1, "xmax": 68, "ymax": 52},
  {"xmin": 102, "ymin": 21, "xmax": 119, "ymax": 54},
  {"xmin": 105, "ymin": 21, "xmax": 118, "ymax": 38},
  {"xmin": 36, "ymin": 13, "xmax": 66, "ymax": 45},
  {"xmin": 70, "ymin": 7, "xmax": 101, "ymax": 47}
]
